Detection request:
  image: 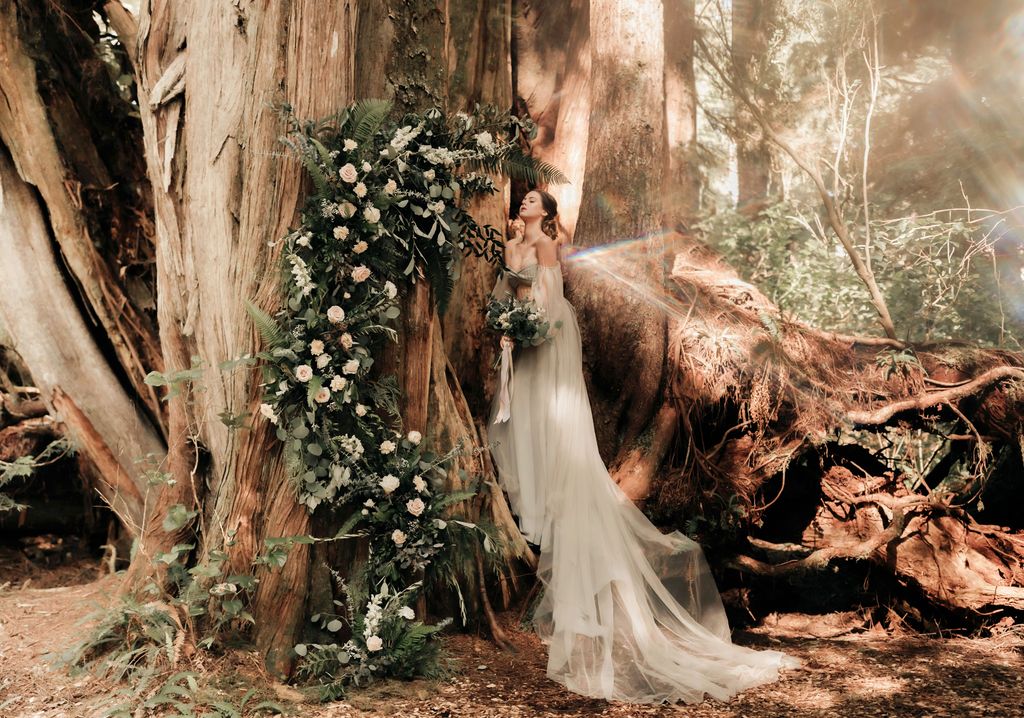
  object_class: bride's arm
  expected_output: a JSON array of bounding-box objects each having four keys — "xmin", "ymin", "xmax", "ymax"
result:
[{"xmin": 536, "ymin": 235, "xmax": 561, "ymax": 267}]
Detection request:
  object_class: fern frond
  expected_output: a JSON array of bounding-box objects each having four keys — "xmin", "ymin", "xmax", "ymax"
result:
[
  {"xmin": 244, "ymin": 298, "xmax": 287, "ymax": 347},
  {"xmin": 462, "ymin": 144, "xmax": 570, "ymax": 186},
  {"xmin": 348, "ymin": 98, "xmax": 394, "ymax": 145}
]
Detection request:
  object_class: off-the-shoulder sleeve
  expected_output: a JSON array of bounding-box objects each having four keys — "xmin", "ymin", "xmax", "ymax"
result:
[{"xmin": 532, "ymin": 264, "xmax": 563, "ymax": 310}]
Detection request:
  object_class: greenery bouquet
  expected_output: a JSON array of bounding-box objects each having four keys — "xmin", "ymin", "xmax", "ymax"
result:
[{"xmin": 485, "ymin": 294, "xmax": 562, "ymax": 350}]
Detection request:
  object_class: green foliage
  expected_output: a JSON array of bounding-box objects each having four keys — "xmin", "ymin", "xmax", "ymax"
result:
[
  {"xmin": 248, "ymin": 101, "xmax": 544, "ymax": 695},
  {"xmin": 0, "ymin": 437, "xmax": 72, "ymax": 514},
  {"xmin": 696, "ymin": 202, "xmax": 1018, "ymax": 346}
]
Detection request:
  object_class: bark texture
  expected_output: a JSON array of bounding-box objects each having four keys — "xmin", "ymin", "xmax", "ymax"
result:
[{"xmin": 117, "ymin": 0, "xmax": 362, "ymax": 677}]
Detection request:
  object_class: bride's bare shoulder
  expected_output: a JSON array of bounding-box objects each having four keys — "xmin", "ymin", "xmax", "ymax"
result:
[{"xmin": 536, "ymin": 235, "xmax": 562, "ymax": 266}]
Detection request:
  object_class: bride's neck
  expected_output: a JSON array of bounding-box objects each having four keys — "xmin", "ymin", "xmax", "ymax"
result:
[{"xmin": 522, "ymin": 222, "xmax": 545, "ymax": 243}]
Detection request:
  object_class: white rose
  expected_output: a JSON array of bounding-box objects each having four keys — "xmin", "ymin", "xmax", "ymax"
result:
[
  {"xmin": 361, "ymin": 161, "xmax": 372, "ymax": 172},
  {"xmin": 379, "ymin": 474, "xmax": 400, "ymax": 494},
  {"xmin": 406, "ymin": 497, "xmax": 425, "ymax": 517},
  {"xmin": 333, "ymin": 226, "xmax": 349, "ymax": 240},
  {"xmin": 259, "ymin": 403, "xmax": 279, "ymax": 424},
  {"xmin": 407, "ymin": 430, "xmax": 422, "ymax": 445},
  {"xmin": 294, "ymin": 364, "xmax": 313, "ymax": 382},
  {"xmin": 339, "ymin": 163, "xmax": 358, "ymax": 183},
  {"xmin": 352, "ymin": 240, "xmax": 369, "ymax": 254},
  {"xmin": 363, "ymin": 205, "xmax": 381, "ymax": 224},
  {"xmin": 355, "ymin": 403, "xmax": 368, "ymax": 416},
  {"xmin": 351, "ymin": 265, "xmax": 371, "ymax": 283},
  {"xmin": 314, "ymin": 387, "xmax": 331, "ymax": 403},
  {"xmin": 315, "ymin": 353, "xmax": 331, "ymax": 369},
  {"xmin": 384, "ymin": 179, "xmax": 398, "ymax": 195},
  {"xmin": 391, "ymin": 529, "xmax": 407, "ymax": 546},
  {"xmin": 327, "ymin": 305, "xmax": 345, "ymax": 323},
  {"xmin": 338, "ymin": 201, "xmax": 357, "ymax": 218},
  {"xmin": 384, "ymin": 280, "xmax": 398, "ymax": 299},
  {"xmin": 342, "ymin": 359, "xmax": 360, "ymax": 375},
  {"xmin": 380, "ymin": 440, "xmax": 396, "ymax": 455},
  {"xmin": 423, "ymin": 169, "xmax": 435, "ymax": 181},
  {"xmin": 413, "ymin": 475, "xmax": 428, "ymax": 493},
  {"xmin": 340, "ymin": 333, "xmax": 354, "ymax": 350},
  {"xmin": 309, "ymin": 339, "xmax": 324, "ymax": 356},
  {"xmin": 343, "ymin": 138, "xmax": 357, "ymax": 151},
  {"xmin": 365, "ymin": 635, "xmax": 383, "ymax": 652},
  {"xmin": 353, "ymin": 182, "xmax": 367, "ymax": 198},
  {"xmin": 330, "ymin": 375, "xmax": 348, "ymax": 391},
  {"xmin": 398, "ymin": 606, "xmax": 415, "ymax": 620},
  {"xmin": 475, "ymin": 130, "xmax": 494, "ymax": 150}
]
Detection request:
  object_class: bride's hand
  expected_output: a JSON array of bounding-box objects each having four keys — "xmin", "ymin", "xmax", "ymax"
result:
[
  {"xmin": 500, "ymin": 335, "xmax": 514, "ymax": 350},
  {"xmin": 508, "ymin": 217, "xmax": 525, "ymax": 240}
]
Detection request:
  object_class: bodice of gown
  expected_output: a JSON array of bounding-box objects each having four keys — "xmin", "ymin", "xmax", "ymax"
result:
[{"xmin": 508, "ymin": 262, "xmax": 539, "ymax": 290}]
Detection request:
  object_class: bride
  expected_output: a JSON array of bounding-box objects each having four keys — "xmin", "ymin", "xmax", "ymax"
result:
[{"xmin": 486, "ymin": 189, "xmax": 801, "ymax": 704}]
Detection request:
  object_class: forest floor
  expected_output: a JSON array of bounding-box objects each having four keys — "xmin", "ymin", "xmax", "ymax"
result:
[{"xmin": 1, "ymin": 545, "xmax": 1023, "ymax": 718}]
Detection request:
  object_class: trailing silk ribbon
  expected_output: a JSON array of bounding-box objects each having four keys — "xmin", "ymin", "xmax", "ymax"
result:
[{"xmin": 494, "ymin": 341, "xmax": 514, "ymax": 423}]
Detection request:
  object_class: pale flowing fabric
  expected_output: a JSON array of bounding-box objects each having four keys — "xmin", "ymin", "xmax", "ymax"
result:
[{"xmin": 487, "ymin": 261, "xmax": 800, "ymax": 704}]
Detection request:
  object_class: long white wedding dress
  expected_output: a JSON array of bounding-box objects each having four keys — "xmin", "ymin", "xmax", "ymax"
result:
[{"xmin": 487, "ymin": 260, "xmax": 800, "ymax": 704}]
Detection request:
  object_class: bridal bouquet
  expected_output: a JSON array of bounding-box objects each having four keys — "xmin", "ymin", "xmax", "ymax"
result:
[
  {"xmin": 486, "ymin": 295, "xmax": 562, "ymax": 423},
  {"xmin": 485, "ymin": 295, "xmax": 561, "ymax": 349}
]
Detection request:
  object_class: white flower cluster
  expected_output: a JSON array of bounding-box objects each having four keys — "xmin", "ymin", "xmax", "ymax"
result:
[
  {"xmin": 339, "ymin": 434, "xmax": 364, "ymax": 459},
  {"xmin": 390, "ymin": 123, "xmax": 424, "ymax": 151},
  {"xmin": 259, "ymin": 402, "xmax": 279, "ymax": 425},
  {"xmin": 418, "ymin": 144, "xmax": 458, "ymax": 166},
  {"xmin": 287, "ymin": 253, "xmax": 317, "ymax": 296},
  {"xmin": 363, "ymin": 589, "xmax": 386, "ymax": 651}
]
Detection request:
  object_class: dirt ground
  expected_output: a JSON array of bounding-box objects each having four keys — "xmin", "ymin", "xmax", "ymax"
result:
[{"xmin": 1, "ymin": 548, "xmax": 1023, "ymax": 718}]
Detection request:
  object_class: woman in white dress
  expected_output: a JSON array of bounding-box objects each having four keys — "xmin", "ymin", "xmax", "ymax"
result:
[{"xmin": 486, "ymin": 189, "xmax": 801, "ymax": 704}]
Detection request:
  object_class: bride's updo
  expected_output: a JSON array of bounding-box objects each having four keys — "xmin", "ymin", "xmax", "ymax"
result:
[{"xmin": 535, "ymin": 189, "xmax": 560, "ymax": 241}]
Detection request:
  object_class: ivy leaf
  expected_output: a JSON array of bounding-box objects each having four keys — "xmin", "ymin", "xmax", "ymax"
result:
[{"xmin": 163, "ymin": 504, "xmax": 198, "ymax": 532}]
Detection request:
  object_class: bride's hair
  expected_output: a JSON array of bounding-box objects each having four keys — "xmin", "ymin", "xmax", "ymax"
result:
[{"xmin": 535, "ymin": 189, "xmax": 560, "ymax": 241}]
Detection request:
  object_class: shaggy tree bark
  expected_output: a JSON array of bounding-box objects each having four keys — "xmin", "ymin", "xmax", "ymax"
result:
[{"xmin": 0, "ymin": 0, "xmax": 165, "ymax": 431}]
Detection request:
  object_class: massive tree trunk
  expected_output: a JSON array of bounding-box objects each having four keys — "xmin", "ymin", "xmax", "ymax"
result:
[
  {"xmin": 566, "ymin": 0, "xmax": 671, "ymax": 494},
  {"xmin": 106, "ymin": 1, "xmax": 367, "ymax": 678}
]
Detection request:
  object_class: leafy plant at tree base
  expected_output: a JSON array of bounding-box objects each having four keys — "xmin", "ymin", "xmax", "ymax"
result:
[{"xmin": 250, "ymin": 98, "xmax": 565, "ymax": 695}]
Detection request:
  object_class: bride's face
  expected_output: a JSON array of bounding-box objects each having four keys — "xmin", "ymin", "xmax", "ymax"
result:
[{"xmin": 518, "ymin": 191, "xmax": 547, "ymax": 222}]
